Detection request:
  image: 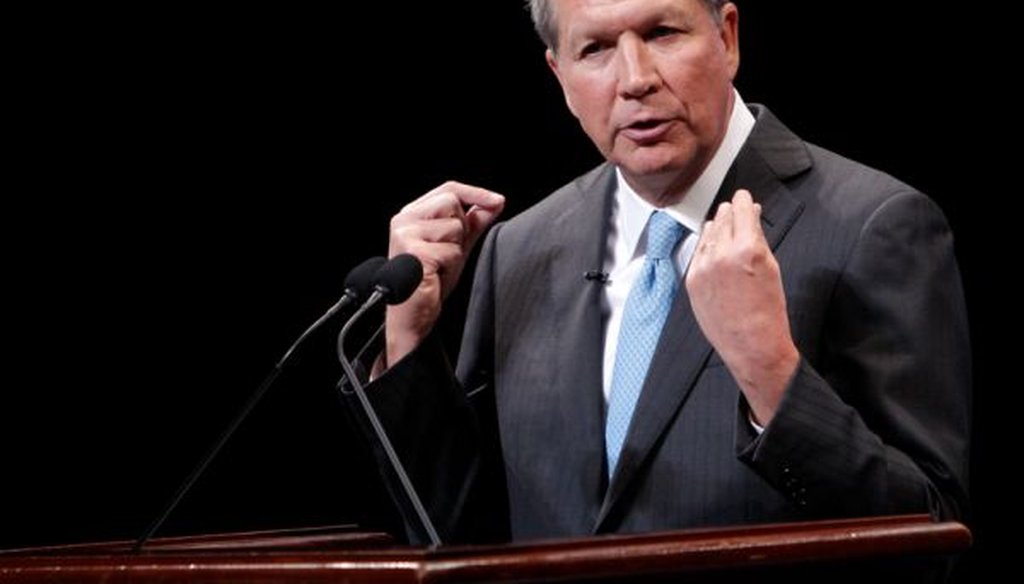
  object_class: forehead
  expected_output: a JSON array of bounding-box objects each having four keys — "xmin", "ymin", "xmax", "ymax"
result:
[{"xmin": 557, "ymin": 0, "xmax": 708, "ymax": 37}]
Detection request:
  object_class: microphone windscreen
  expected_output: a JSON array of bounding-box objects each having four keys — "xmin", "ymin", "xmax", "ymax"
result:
[
  {"xmin": 344, "ymin": 256, "xmax": 388, "ymax": 300},
  {"xmin": 374, "ymin": 254, "xmax": 423, "ymax": 304}
]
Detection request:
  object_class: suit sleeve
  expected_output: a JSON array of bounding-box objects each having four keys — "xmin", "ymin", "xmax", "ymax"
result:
[
  {"xmin": 737, "ymin": 191, "xmax": 971, "ymax": 522},
  {"xmin": 352, "ymin": 224, "xmax": 509, "ymax": 544}
]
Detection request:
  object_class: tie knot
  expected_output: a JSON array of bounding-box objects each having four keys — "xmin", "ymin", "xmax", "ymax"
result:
[{"xmin": 645, "ymin": 211, "xmax": 685, "ymax": 260}]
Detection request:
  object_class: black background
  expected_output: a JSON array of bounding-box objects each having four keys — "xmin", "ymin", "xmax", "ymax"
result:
[{"xmin": 3, "ymin": 1, "xmax": 1007, "ymax": 579}]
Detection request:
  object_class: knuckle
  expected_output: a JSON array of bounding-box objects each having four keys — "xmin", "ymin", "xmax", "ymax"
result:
[
  {"xmin": 748, "ymin": 244, "xmax": 772, "ymax": 265},
  {"xmin": 440, "ymin": 180, "xmax": 461, "ymax": 190},
  {"xmin": 437, "ymin": 191, "xmax": 460, "ymax": 211},
  {"xmin": 449, "ymin": 220, "xmax": 468, "ymax": 243},
  {"xmin": 392, "ymin": 223, "xmax": 418, "ymax": 243},
  {"xmin": 737, "ymin": 244, "xmax": 760, "ymax": 264}
]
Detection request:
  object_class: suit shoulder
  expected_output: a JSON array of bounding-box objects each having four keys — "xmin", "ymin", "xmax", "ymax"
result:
[
  {"xmin": 747, "ymin": 104, "xmax": 939, "ymax": 224},
  {"xmin": 777, "ymin": 142, "xmax": 955, "ymax": 277},
  {"xmin": 798, "ymin": 142, "xmax": 943, "ymax": 224}
]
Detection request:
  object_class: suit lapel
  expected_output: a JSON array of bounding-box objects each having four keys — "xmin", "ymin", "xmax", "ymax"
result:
[
  {"xmin": 545, "ymin": 164, "xmax": 618, "ymax": 525},
  {"xmin": 593, "ymin": 105, "xmax": 810, "ymax": 532}
]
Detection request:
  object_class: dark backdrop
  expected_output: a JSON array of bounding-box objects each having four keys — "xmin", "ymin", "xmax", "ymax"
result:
[{"xmin": 3, "ymin": 1, "xmax": 1006, "ymax": 579}]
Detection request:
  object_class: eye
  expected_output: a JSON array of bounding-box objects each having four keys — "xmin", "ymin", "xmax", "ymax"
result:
[
  {"xmin": 578, "ymin": 41, "xmax": 608, "ymax": 59},
  {"xmin": 646, "ymin": 26, "xmax": 680, "ymax": 41}
]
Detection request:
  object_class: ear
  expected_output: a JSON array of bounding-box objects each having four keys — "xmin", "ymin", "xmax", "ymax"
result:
[
  {"xmin": 546, "ymin": 48, "xmax": 579, "ymax": 118},
  {"xmin": 719, "ymin": 2, "xmax": 740, "ymax": 81}
]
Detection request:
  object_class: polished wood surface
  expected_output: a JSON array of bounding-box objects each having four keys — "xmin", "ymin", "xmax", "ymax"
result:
[
  {"xmin": 0, "ymin": 515, "xmax": 970, "ymax": 583},
  {"xmin": 0, "ymin": 524, "xmax": 393, "ymax": 555}
]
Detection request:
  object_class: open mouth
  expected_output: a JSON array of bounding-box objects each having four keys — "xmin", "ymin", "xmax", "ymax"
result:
[
  {"xmin": 621, "ymin": 119, "xmax": 671, "ymax": 142},
  {"xmin": 629, "ymin": 119, "xmax": 665, "ymax": 130}
]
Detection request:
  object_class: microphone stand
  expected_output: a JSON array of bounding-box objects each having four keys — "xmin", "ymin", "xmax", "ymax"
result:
[
  {"xmin": 133, "ymin": 309, "xmax": 337, "ymax": 552},
  {"xmin": 336, "ymin": 289, "xmax": 442, "ymax": 546}
]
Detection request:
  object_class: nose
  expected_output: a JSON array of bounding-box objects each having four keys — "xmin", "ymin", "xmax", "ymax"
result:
[{"xmin": 617, "ymin": 34, "xmax": 660, "ymax": 98}]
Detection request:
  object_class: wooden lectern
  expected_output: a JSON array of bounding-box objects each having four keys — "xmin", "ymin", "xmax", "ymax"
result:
[{"xmin": 0, "ymin": 514, "xmax": 969, "ymax": 583}]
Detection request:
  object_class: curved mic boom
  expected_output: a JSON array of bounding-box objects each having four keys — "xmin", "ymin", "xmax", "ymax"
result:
[{"xmin": 334, "ymin": 254, "xmax": 442, "ymax": 546}]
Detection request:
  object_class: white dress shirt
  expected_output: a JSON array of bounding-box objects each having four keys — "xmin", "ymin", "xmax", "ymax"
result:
[{"xmin": 601, "ymin": 90, "xmax": 756, "ymax": 403}]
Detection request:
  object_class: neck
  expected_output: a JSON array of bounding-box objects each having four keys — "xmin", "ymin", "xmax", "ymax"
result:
[{"xmin": 620, "ymin": 166, "xmax": 702, "ymax": 208}]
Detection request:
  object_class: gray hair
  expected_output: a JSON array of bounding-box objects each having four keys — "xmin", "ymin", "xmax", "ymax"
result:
[{"xmin": 526, "ymin": 0, "xmax": 729, "ymax": 52}]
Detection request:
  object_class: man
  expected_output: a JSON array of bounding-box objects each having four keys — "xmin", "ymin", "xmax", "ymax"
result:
[{"xmin": 359, "ymin": 0, "xmax": 970, "ymax": 544}]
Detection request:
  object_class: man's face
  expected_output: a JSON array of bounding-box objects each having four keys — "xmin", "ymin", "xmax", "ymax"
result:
[{"xmin": 546, "ymin": 0, "xmax": 739, "ymax": 194}]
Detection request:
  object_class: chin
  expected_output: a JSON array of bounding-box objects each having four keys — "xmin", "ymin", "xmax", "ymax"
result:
[{"xmin": 615, "ymin": 150, "xmax": 691, "ymax": 181}]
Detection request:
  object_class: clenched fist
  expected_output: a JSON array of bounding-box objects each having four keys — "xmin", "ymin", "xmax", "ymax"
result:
[{"xmin": 385, "ymin": 181, "xmax": 505, "ymax": 368}]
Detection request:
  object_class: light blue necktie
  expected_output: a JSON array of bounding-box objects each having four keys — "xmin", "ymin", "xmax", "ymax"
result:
[{"xmin": 605, "ymin": 211, "xmax": 686, "ymax": 479}]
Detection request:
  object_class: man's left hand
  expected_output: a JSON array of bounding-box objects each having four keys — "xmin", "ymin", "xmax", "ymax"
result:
[{"xmin": 685, "ymin": 189, "xmax": 799, "ymax": 426}]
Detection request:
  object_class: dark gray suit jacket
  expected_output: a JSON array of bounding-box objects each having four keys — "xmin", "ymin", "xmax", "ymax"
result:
[{"xmin": 359, "ymin": 105, "xmax": 971, "ymax": 544}]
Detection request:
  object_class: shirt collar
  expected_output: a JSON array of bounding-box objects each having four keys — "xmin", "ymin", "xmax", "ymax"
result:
[{"xmin": 614, "ymin": 88, "xmax": 755, "ymax": 257}]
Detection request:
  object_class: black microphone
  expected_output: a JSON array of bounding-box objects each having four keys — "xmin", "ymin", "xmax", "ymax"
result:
[
  {"xmin": 277, "ymin": 256, "xmax": 387, "ymax": 365},
  {"xmin": 584, "ymin": 270, "xmax": 610, "ymax": 284},
  {"xmin": 333, "ymin": 255, "xmax": 421, "ymax": 390},
  {"xmin": 133, "ymin": 256, "xmax": 386, "ymax": 552},
  {"xmin": 347, "ymin": 256, "xmax": 390, "ymax": 298},
  {"xmin": 368, "ymin": 252, "xmax": 424, "ymax": 305},
  {"xmin": 334, "ymin": 254, "xmax": 442, "ymax": 546}
]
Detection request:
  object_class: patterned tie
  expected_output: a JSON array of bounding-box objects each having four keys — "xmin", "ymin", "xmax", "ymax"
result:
[{"xmin": 605, "ymin": 211, "xmax": 686, "ymax": 479}]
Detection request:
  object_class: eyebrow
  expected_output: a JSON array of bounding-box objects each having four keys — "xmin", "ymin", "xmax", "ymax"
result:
[{"xmin": 565, "ymin": 2, "xmax": 695, "ymax": 48}]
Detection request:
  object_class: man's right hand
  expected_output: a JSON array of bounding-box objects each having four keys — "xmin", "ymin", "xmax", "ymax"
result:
[{"xmin": 384, "ymin": 181, "xmax": 505, "ymax": 368}]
